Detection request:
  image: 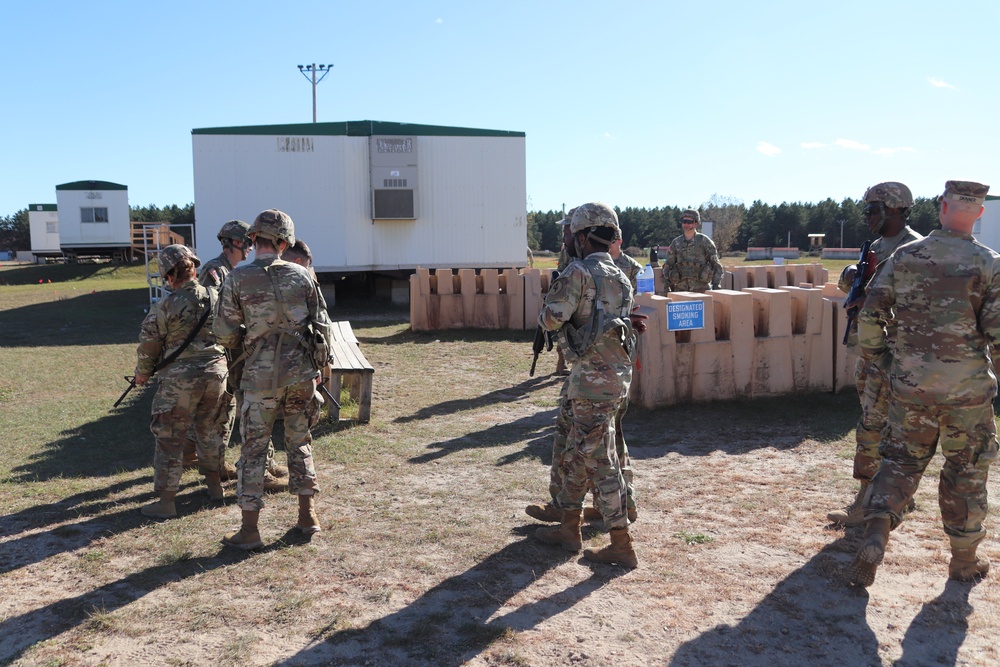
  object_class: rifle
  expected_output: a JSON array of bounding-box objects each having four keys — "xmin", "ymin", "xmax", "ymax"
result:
[
  {"xmin": 529, "ymin": 325, "xmax": 553, "ymax": 376},
  {"xmin": 318, "ymin": 381, "xmax": 342, "ymax": 411},
  {"xmin": 114, "ymin": 376, "xmax": 138, "ymax": 408},
  {"xmin": 843, "ymin": 240, "xmax": 876, "ymax": 344},
  {"xmin": 112, "ymin": 293, "xmax": 213, "ymax": 409}
]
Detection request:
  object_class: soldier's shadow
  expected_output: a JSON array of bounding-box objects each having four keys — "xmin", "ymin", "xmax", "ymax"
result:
[{"xmin": 668, "ymin": 534, "xmax": 880, "ymax": 667}]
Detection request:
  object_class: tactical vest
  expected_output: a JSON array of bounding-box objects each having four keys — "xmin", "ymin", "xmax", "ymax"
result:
[{"xmin": 558, "ymin": 258, "xmax": 636, "ymax": 364}]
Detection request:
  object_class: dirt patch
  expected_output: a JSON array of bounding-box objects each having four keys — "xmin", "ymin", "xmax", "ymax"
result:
[{"xmin": 1, "ymin": 314, "xmax": 997, "ymax": 666}]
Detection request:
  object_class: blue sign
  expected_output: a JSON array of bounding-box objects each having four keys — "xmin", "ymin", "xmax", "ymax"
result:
[{"xmin": 667, "ymin": 300, "xmax": 705, "ymax": 331}]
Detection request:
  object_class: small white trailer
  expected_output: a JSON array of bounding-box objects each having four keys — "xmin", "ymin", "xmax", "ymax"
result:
[
  {"xmin": 55, "ymin": 180, "xmax": 134, "ymax": 263},
  {"xmin": 28, "ymin": 203, "xmax": 60, "ymax": 263}
]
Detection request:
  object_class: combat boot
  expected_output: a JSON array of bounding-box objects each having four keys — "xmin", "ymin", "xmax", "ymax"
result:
[
  {"xmin": 223, "ymin": 510, "xmax": 263, "ymax": 550},
  {"xmin": 525, "ymin": 502, "xmax": 562, "ymax": 522},
  {"xmin": 827, "ymin": 483, "xmax": 868, "ymax": 526},
  {"xmin": 204, "ymin": 473, "xmax": 225, "ymax": 501},
  {"xmin": 140, "ymin": 490, "xmax": 177, "ymax": 519},
  {"xmin": 268, "ymin": 461, "xmax": 289, "ymax": 478},
  {"xmin": 219, "ymin": 461, "xmax": 238, "ymax": 481},
  {"xmin": 584, "ymin": 526, "xmax": 638, "ymax": 568},
  {"xmin": 263, "ymin": 471, "xmax": 288, "ymax": 492},
  {"xmin": 847, "ymin": 516, "xmax": 891, "ymax": 587},
  {"xmin": 583, "ymin": 506, "xmax": 637, "ymax": 523},
  {"xmin": 296, "ymin": 494, "xmax": 321, "ymax": 534},
  {"xmin": 949, "ymin": 546, "xmax": 990, "ymax": 582},
  {"xmin": 182, "ymin": 440, "xmax": 199, "ymax": 469},
  {"xmin": 534, "ymin": 509, "xmax": 583, "ymax": 552}
]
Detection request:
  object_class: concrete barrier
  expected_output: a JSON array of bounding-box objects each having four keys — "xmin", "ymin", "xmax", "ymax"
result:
[{"xmin": 410, "ymin": 264, "xmax": 857, "ymax": 404}]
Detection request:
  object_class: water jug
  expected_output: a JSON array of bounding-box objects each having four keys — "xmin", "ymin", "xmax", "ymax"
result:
[{"xmin": 636, "ymin": 264, "xmax": 654, "ymax": 294}]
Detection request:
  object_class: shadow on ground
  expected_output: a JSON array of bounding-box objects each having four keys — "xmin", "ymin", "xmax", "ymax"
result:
[{"xmin": 275, "ymin": 532, "xmax": 625, "ymax": 666}]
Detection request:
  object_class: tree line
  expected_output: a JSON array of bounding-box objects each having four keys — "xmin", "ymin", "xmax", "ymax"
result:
[
  {"xmin": 3, "ymin": 197, "xmax": 943, "ymax": 256},
  {"xmin": 0, "ymin": 204, "xmax": 194, "ymax": 253},
  {"xmin": 527, "ymin": 195, "xmax": 943, "ymax": 254}
]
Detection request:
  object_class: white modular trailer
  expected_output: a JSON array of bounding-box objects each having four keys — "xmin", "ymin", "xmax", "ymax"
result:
[
  {"xmin": 28, "ymin": 203, "xmax": 60, "ymax": 260},
  {"xmin": 192, "ymin": 120, "xmax": 527, "ymax": 273},
  {"xmin": 54, "ymin": 181, "xmax": 133, "ymax": 260},
  {"xmin": 972, "ymin": 195, "xmax": 1000, "ymax": 251}
]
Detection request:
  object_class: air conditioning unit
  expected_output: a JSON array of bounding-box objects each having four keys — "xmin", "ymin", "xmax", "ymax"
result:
[{"xmin": 370, "ymin": 136, "xmax": 417, "ymax": 220}]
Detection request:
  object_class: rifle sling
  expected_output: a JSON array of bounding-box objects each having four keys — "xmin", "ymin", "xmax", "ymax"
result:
[{"xmin": 156, "ymin": 289, "xmax": 213, "ymax": 375}]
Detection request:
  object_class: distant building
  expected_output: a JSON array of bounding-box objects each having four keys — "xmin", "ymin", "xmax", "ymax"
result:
[
  {"xmin": 191, "ymin": 120, "xmax": 527, "ymax": 301},
  {"xmin": 972, "ymin": 195, "xmax": 1000, "ymax": 252},
  {"xmin": 55, "ymin": 180, "xmax": 133, "ymax": 263},
  {"xmin": 28, "ymin": 203, "xmax": 60, "ymax": 263}
]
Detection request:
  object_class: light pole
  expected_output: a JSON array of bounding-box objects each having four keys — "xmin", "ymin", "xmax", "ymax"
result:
[
  {"xmin": 297, "ymin": 63, "xmax": 334, "ymax": 123},
  {"xmin": 838, "ymin": 218, "xmax": 846, "ymax": 248}
]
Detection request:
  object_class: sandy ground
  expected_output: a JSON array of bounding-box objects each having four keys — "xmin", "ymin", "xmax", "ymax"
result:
[{"xmin": 2, "ymin": 332, "xmax": 998, "ymax": 667}]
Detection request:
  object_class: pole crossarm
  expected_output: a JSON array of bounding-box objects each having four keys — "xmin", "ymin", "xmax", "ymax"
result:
[{"xmin": 296, "ymin": 63, "xmax": 334, "ymax": 123}]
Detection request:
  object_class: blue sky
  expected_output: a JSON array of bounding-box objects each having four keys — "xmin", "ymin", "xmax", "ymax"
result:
[{"xmin": 2, "ymin": 1, "xmax": 997, "ymax": 219}]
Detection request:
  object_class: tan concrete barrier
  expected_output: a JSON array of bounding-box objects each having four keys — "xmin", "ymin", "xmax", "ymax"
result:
[
  {"xmin": 411, "ymin": 264, "xmax": 857, "ymax": 404},
  {"xmin": 410, "ymin": 267, "xmax": 529, "ymax": 331}
]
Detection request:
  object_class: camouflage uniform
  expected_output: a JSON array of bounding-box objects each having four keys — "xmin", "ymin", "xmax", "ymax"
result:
[
  {"xmin": 662, "ymin": 232, "xmax": 723, "ymax": 292},
  {"xmin": 540, "ymin": 242, "xmax": 636, "ymax": 529},
  {"xmin": 613, "ymin": 251, "xmax": 643, "ymax": 290},
  {"xmin": 611, "ymin": 249, "xmax": 643, "ymax": 514},
  {"xmin": 556, "ymin": 245, "xmax": 570, "ymax": 273},
  {"xmin": 839, "ymin": 224, "xmax": 923, "ymax": 482},
  {"xmin": 198, "ymin": 252, "xmax": 236, "ymax": 291},
  {"xmin": 215, "ymin": 245, "xmax": 333, "ymax": 512},
  {"xmin": 859, "ymin": 216, "xmax": 1000, "ymax": 550},
  {"xmin": 137, "ymin": 272, "xmax": 228, "ymax": 493}
]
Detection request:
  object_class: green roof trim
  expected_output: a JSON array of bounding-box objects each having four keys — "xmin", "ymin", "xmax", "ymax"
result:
[
  {"xmin": 192, "ymin": 120, "xmax": 524, "ymax": 138},
  {"xmin": 28, "ymin": 204, "xmax": 58, "ymax": 211},
  {"xmin": 56, "ymin": 180, "xmax": 128, "ymax": 191}
]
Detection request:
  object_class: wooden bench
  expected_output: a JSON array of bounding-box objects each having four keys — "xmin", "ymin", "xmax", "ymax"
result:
[{"xmin": 325, "ymin": 320, "xmax": 374, "ymax": 422}]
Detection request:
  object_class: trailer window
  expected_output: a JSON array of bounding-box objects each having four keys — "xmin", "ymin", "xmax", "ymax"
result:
[{"xmin": 81, "ymin": 207, "xmax": 109, "ymax": 223}]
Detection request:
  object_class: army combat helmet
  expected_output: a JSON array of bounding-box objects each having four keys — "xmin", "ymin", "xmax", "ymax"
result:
[
  {"xmin": 217, "ymin": 219, "xmax": 250, "ymax": 246},
  {"xmin": 569, "ymin": 202, "xmax": 620, "ymax": 234},
  {"xmin": 249, "ymin": 209, "xmax": 295, "ymax": 247},
  {"xmin": 159, "ymin": 244, "xmax": 200, "ymax": 278},
  {"xmin": 863, "ymin": 181, "xmax": 913, "ymax": 234}
]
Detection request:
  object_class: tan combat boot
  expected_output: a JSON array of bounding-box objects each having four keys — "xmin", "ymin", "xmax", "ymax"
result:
[
  {"xmin": 268, "ymin": 461, "xmax": 289, "ymax": 478},
  {"xmin": 949, "ymin": 546, "xmax": 990, "ymax": 582},
  {"xmin": 219, "ymin": 460, "xmax": 238, "ymax": 481},
  {"xmin": 223, "ymin": 510, "xmax": 263, "ymax": 550},
  {"xmin": 827, "ymin": 483, "xmax": 868, "ymax": 526},
  {"xmin": 534, "ymin": 509, "xmax": 583, "ymax": 552},
  {"xmin": 847, "ymin": 516, "xmax": 892, "ymax": 587},
  {"xmin": 583, "ymin": 506, "xmax": 637, "ymax": 523},
  {"xmin": 263, "ymin": 471, "xmax": 288, "ymax": 492},
  {"xmin": 525, "ymin": 502, "xmax": 562, "ymax": 522},
  {"xmin": 296, "ymin": 495, "xmax": 321, "ymax": 534},
  {"xmin": 140, "ymin": 490, "xmax": 178, "ymax": 519},
  {"xmin": 204, "ymin": 473, "xmax": 225, "ymax": 501},
  {"xmin": 584, "ymin": 526, "xmax": 638, "ymax": 568},
  {"xmin": 182, "ymin": 440, "xmax": 199, "ymax": 469}
]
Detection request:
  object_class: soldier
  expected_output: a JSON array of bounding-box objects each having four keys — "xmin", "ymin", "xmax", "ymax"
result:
[
  {"xmin": 198, "ymin": 219, "xmax": 251, "ymax": 290},
  {"xmin": 848, "ymin": 181, "xmax": 999, "ymax": 587},
  {"xmin": 215, "ymin": 209, "xmax": 334, "ymax": 549},
  {"xmin": 530, "ymin": 202, "xmax": 642, "ymax": 568},
  {"xmin": 828, "ymin": 182, "xmax": 923, "ymax": 525},
  {"xmin": 661, "ymin": 208, "xmax": 724, "ymax": 292},
  {"xmin": 554, "ymin": 209, "xmax": 576, "ymax": 375},
  {"xmin": 603, "ymin": 229, "xmax": 642, "ymax": 523},
  {"xmin": 197, "ymin": 219, "xmax": 289, "ymax": 492},
  {"xmin": 136, "ymin": 244, "xmax": 229, "ymax": 518}
]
